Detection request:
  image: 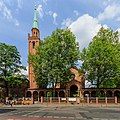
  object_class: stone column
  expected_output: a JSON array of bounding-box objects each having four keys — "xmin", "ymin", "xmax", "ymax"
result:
[
  {"xmin": 31, "ymin": 92, "xmax": 34, "ymax": 104},
  {"xmin": 105, "ymin": 97, "xmax": 107, "ymax": 104},
  {"xmin": 58, "ymin": 91, "xmax": 59, "ymax": 97},
  {"xmin": 89, "ymin": 92, "xmax": 91, "ymax": 98},
  {"xmin": 87, "ymin": 96, "xmax": 89, "ymax": 104},
  {"xmin": 41, "ymin": 96, "xmax": 43, "ymax": 103},
  {"xmin": 38, "ymin": 91, "xmax": 39, "ymax": 102},
  {"xmin": 80, "ymin": 90, "xmax": 84, "ymax": 100},
  {"xmin": 115, "ymin": 97, "xmax": 117, "ymax": 104},
  {"xmin": 50, "ymin": 97, "xmax": 52, "ymax": 103},
  {"xmin": 66, "ymin": 89, "xmax": 69, "ymax": 97},
  {"xmin": 58, "ymin": 97, "xmax": 60, "ymax": 104}
]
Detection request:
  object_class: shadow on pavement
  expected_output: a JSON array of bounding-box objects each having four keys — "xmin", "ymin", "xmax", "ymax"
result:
[{"xmin": 0, "ymin": 109, "xmax": 16, "ymax": 114}]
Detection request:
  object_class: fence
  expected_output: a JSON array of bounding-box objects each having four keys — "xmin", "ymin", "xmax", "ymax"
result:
[
  {"xmin": 5, "ymin": 97, "xmax": 120, "ymax": 105},
  {"xmin": 35, "ymin": 96, "xmax": 120, "ymax": 104}
]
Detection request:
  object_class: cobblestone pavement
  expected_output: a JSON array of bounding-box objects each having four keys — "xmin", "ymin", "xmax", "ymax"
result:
[{"xmin": 0, "ymin": 105, "xmax": 120, "ymax": 120}]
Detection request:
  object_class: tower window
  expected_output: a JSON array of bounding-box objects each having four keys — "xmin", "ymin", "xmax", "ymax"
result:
[{"xmin": 32, "ymin": 41, "xmax": 35, "ymax": 49}]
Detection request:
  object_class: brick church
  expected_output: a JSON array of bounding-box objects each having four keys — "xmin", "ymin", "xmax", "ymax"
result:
[
  {"xmin": 26, "ymin": 7, "xmax": 120, "ymax": 102},
  {"xmin": 26, "ymin": 7, "xmax": 85, "ymax": 102}
]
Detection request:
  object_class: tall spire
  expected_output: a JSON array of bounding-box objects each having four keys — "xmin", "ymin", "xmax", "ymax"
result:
[{"xmin": 32, "ymin": 6, "xmax": 39, "ymax": 29}]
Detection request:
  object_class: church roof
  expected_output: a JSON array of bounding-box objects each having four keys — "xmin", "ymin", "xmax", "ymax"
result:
[{"xmin": 32, "ymin": 6, "xmax": 39, "ymax": 29}]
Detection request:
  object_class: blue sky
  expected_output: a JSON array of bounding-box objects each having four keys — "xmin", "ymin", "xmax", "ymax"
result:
[{"xmin": 0, "ymin": 0, "xmax": 120, "ymax": 66}]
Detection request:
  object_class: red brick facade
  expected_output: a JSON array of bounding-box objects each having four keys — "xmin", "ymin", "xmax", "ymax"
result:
[{"xmin": 28, "ymin": 28, "xmax": 40, "ymax": 89}]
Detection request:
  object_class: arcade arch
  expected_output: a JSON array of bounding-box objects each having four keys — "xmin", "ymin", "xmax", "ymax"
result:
[{"xmin": 70, "ymin": 85, "xmax": 78, "ymax": 97}]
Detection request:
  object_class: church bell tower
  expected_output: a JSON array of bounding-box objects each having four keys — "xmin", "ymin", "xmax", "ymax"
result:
[{"xmin": 28, "ymin": 6, "xmax": 40, "ymax": 89}]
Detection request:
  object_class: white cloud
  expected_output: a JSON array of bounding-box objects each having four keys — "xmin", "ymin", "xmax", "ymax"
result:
[
  {"xmin": 46, "ymin": 11, "xmax": 58, "ymax": 25},
  {"xmin": 47, "ymin": 10, "xmax": 53, "ymax": 16},
  {"xmin": 17, "ymin": 0, "xmax": 23, "ymax": 9},
  {"xmin": 61, "ymin": 18, "xmax": 73, "ymax": 28},
  {"xmin": 21, "ymin": 66, "xmax": 28, "ymax": 76},
  {"xmin": 117, "ymin": 28, "xmax": 120, "ymax": 32},
  {"xmin": 53, "ymin": 12, "xmax": 58, "ymax": 25},
  {"xmin": 116, "ymin": 17, "xmax": 120, "ymax": 22},
  {"xmin": 73, "ymin": 10, "xmax": 79, "ymax": 16},
  {"xmin": 4, "ymin": 0, "xmax": 23, "ymax": 9},
  {"xmin": 37, "ymin": 4, "xmax": 43, "ymax": 18},
  {"xmin": 69, "ymin": 14, "xmax": 101, "ymax": 50},
  {"xmin": 98, "ymin": 4, "xmax": 120, "ymax": 21},
  {"xmin": 0, "ymin": 1, "xmax": 12, "ymax": 20},
  {"xmin": 103, "ymin": 24, "xmax": 109, "ymax": 29},
  {"xmin": 4, "ymin": 0, "xmax": 13, "ymax": 6},
  {"xmin": 0, "ymin": 0, "xmax": 19, "ymax": 26},
  {"xmin": 15, "ymin": 19, "xmax": 19, "ymax": 26},
  {"xmin": 42, "ymin": 0, "xmax": 47, "ymax": 5},
  {"xmin": 85, "ymin": 80, "xmax": 92, "ymax": 88},
  {"xmin": 103, "ymin": 0, "xmax": 112, "ymax": 6}
]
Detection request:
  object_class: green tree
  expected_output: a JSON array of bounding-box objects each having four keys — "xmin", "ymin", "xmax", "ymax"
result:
[
  {"xmin": 80, "ymin": 27, "xmax": 120, "ymax": 88},
  {"xmin": 0, "ymin": 42, "xmax": 26, "ymax": 97},
  {"xmin": 30, "ymin": 28, "xmax": 80, "ymax": 90}
]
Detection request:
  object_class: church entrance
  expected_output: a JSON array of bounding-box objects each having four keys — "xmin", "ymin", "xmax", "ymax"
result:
[{"xmin": 70, "ymin": 85, "xmax": 78, "ymax": 97}]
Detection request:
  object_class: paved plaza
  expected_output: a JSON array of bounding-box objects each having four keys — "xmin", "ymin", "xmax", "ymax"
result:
[{"xmin": 0, "ymin": 104, "xmax": 120, "ymax": 120}]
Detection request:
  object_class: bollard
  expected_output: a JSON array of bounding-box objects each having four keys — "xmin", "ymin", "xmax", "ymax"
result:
[
  {"xmin": 105, "ymin": 97, "xmax": 107, "ymax": 107},
  {"xmin": 31, "ymin": 94, "xmax": 34, "ymax": 104},
  {"xmin": 50, "ymin": 97, "xmax": 52, "ymax": 103},
  {"xmin": 96, "ymin": 97, "xmax": 98, "ymax": 104},
  {"xmin": 115, "ymin": 97, "xmax": 117, "ymax": 104},
  {"xmin": 58, "ymin": 97, "xmax": 60, "ymax": 104},
  {"xmin": 41, "ymin": 97, "xmax": 43, "ymax": 103},
  {"xmin": 76, "ymin": 97, "xmax": 80, "ymax": 104},
  {"xmin": 87, "ymin": 97, "xmax": 89, "ymax": 104}
]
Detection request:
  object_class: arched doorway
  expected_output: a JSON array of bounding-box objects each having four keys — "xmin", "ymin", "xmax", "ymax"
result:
[
  {"xmin": 91, "ymin": 91, "xmax": 97, "ymax": 97},
  {"xmin": 39, "ymin": 91, "xmax": 44, "ymax": 97},
  {"xmin": 59, "ymin": 91, "xmax": 65, "ymax": 97},
  {"xmin": 99, "ymin": 90, "xmax": 105, "ymax": 97},
  {"xmin": 114, "ymin": 90, "xmax": 120, "ymax": 103},
  {"xmin": 33, "ymin": 91, "xmax": 38, "ymax": 101},
  {"xmin": 106, "ymin": 90, "xmax": 113, "ymax": 97},
  {"xmin": 39, "ymin": 91, "xmax": 44, "ymax": 102},
  {"xmin": 114, "ymin": 91, "xmax": 120, "ymax": 98},
  {"xmin": 26, "ymin": 91, "xmax": 31, "ymax": 98},
  {"xmin": 46, "ymin": 91, "xmax": 52, "ymax": 97},
  {"xmin": 70, "ymin": 85, "xmax": 78, "ymax": 97},
  {"xmin": 55, "ymin": 91, "xmax": 58, "ymax": 97}
]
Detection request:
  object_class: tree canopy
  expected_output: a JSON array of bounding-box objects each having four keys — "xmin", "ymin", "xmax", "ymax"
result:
[
  {"xmin": 80, "ymin": 27, "xmax": 120, "ymax": 88},
  {"xmin": 0, "ymin": 42, "xmax": 27, "ymax": 97},
  {"xmin": 29, "ymin": 28, "xmax": 80, "ymax": 88}
]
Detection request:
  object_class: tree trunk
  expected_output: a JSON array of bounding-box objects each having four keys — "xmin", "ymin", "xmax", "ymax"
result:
[
  {"xmin": 97, "ymin": 78, "xmax": 100, "ymax": 89},
  {"xmin": 4, "ymin": 81, "xmax": 9, "ymax": 97}
]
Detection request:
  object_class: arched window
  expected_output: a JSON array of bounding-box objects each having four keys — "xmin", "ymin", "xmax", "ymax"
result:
[{"xmin": 32, "ymin": 41, "xmax": 35, "ymax": 49}]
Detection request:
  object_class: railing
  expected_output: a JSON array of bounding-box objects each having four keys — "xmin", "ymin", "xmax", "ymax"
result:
[
  {"xmin": 4, "ymin": 97, "xmax": 120, "ymax": 105},
  {"xmin": 37, "ymin": 97, "xmax": 120, "ymax": 104}
]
